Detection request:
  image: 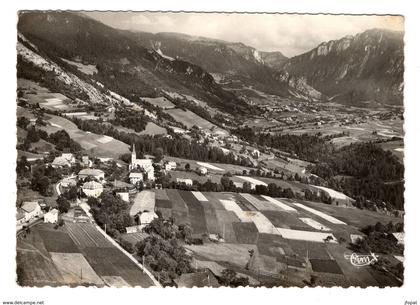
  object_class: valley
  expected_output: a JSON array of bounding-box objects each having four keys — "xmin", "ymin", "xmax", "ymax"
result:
[{"xmin": 15, "ymin": 11, "xmax": 404, "ymax": 288}]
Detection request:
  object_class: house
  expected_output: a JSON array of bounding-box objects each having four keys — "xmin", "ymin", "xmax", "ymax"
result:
[
  {"xmin": 82, "ymin": 181, "xmax": 104, "ymax": 198},
  {"xmin": 16, "ymin": 208, "xmax": 26, "ymax": 225},
  {"xmin": 198, "ymin": 166, "xmax": 208, "ymax": 176},
  {"xmin": 251, "ymin": 149, "xmax": 261, "ymax": 158},
  {"xmin": 176, "ymin": 178, "xmax": 193, "ymax": 186},
  {"xmin": 82, "ymin": 155, "xmax": 90, "ymax": 167},
  {"xmin": 174, "ymin": 270, "xmax": 220, "ymax": 288},
  {"xmin": 78, "ymin": 168, "xmax": 105, "ymax": 182},
  {"xmin": 116, "ymin": 192, "xmax": 129, "ymax": 203},
  {"xmin": 129, "ymin": 172, "xmax": 144, "ymax": 185},
  {"xmin": 52, "ymin": 153, "xmax": 76, "ymax": 168},
  {"xmin": 391, "ymin": 232, "xmax": 405, "ymax": 245},
  {"xmin": 61, "ymin": 177, "xmax": 77, "ymax": 188},
  {"xmin": 21, "ymin": 201, "xmax": 42, "ymax": 222},
  {"xmin": 139, "ymin": 211, "xmax": 158, "ymax": 225},
  {"xmin": 62, "ymin": 153, "xmax": 76, "ymax": 164},
  {"xmin": 129, "ymin": 144, "xmax": 155, "ymax": 181},
  {"xmin": 51, "ymin": 156, "xmax": 71, "ymax": 168},
  {"xmin": 44, "ymin": 209, "xmax": 58, "ymax": 224},
  {"xmin": 164, "ymin": 161, "xmax": 177, "ymax": 171}
]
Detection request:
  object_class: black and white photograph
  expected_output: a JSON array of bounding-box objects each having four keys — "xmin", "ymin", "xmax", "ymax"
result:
[
  {"xmin": 13, "ymin": 10, "xmax": 407, "ymax": 288},
  {"xmin": 1, "ymin": 1, "xmax": 420, "ymax": 303}
]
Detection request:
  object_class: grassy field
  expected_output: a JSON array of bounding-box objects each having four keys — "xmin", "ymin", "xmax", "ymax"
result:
[
  {"xmin": 16, "ymin": 221, "xmax": 154, "ymax": 287},
  {"xmin": 40, "ymin": 114, "xmax": 130, "ymax": 158},
  {"xmin": 164, "ymin": 108, "xmax": 227, "ymax": 135},
  {"xmin": 18, "ymin": 78, "xmax": 76, "ymax": 112},
  {"xmin": 153, "ymin": 189, "xmax": 403, "ymax": 287}
]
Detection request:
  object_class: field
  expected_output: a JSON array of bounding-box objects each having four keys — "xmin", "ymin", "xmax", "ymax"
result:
[
  {"xmin": 141, "ymin": 96, "xmax": 176, "ymax": 109},
  {"xmin": 164, "ymin": 156, "xmax": 256, "ymax": 174},
  {"xmin": 152, "ymin": 189, "xmax": 402, "ymax": 287},
  {"xmin": 164, "ymin": 108, "xmax": 227, "ymax": 135},
  {"xmin": 61, "ymin": 58, "xmax": 98, "ymax": 75},
  {"xmin": 378, "ymin": 140, "xmax": 404, "ymax": 163},
  {"xmin": 40, "ymin": 114, "xmax": 130, "ymax": 158},
  {"xmin": 18, "ymin": 79, "xmax": 76, "ymax": 112},
  {"xmin": 130, "ymin": 191, "xmax": 155, "ymax": 216},
  {"xmin": 16, "ymin": 221, "xmax": 154, "ymax": 287},
  {"xmin": 282, "ymin": 118, "xmax": 403, "ymax": 146}
]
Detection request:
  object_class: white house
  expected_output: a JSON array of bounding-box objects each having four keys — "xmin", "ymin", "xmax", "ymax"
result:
[
  {"xmin": 129, "ymin": 172, "xmax": 144, "ymax": 185},
  {"xmin": 176, "ymin": 178, "xmax": 193, "ymax": 186},
  {"xmin": 61, "ymin": 177, "xmax": 77, "ymax": 188},
  {"xmin": 116, "ymin": 192, "xmax": 130, "ymax": 203},
  {"xmin": 140, "ymin": 211, "xmax": 158, "ymax": 225},
  {"xmin": 198, "ymin": 166, "xmax": 208, "ymax": 176},
  {"xmin": 82, "ymin": 155, "xmax": 90, "ymax": 167},
  {"xmin": 82, "ymin": 181, "xmax": 104, "ymax": 198},
  {"xmin": 251, "ymin": 149, "xmax": 261, "ymax": 158},
  {"xmin": 62, "ymin": 153, "xmax": 76, "ymax": 164},
  {"xmin": 44, "ymin": 209, "xmax": 58, "ymax": 224},
  {"xmin": 21, "ymin": 201, "xmax": 42, "ymax": 222},
  {"xmin": 78, "ymin": 168, "xmax": 105, "ymax": 182},
  {"xmin": 51, "ymin": 156, "xmax": 71, "ymax": 168},
  {"xmin": 165, "ymin": 161, "xmax": 177, "ymax": 171}
]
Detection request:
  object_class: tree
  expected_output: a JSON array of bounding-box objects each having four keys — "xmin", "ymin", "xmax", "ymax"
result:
[
  {"xmin": 63, "ymin": 185, "xmax": 78, "ymax": 201},
  {"xmin": 155, "ymin": 147, "xmax": 164, "ymax": 163},
  {"xmin": 56, "ymin": 195, "xmax": 70, "ymax": 213},
  {"xmin": 17, "ymin": 116, "xmax": 30, "ymax": 129},
  {"xmin": 185, "ymin": 163, "xmax": 190, "ymax": 171}
]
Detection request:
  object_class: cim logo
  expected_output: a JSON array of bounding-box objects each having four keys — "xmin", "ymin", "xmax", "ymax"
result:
[{"xmin": 344, "ymin": 252, "xmax": 379, "ymax": 267}]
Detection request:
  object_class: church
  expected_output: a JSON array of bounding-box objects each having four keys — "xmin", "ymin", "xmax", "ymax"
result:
[{"xmin": 129, "ymin": 144, "xmax": 155, "ymax": 181}]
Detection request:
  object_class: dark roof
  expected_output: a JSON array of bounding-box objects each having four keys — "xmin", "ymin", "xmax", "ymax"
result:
[{"xmin": 174, "ymin": 270, "xmax": 220, "ymax": 288}]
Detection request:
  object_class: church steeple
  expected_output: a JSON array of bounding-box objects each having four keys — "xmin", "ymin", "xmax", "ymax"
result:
[{"xmin": 131, "ymin": 143, "xmax": 136, "ymax": 164}]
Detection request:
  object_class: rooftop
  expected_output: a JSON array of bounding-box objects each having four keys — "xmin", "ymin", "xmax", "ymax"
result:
[
  {"xmin": 174, "ymin": 270, "xmax": 220, "ymax": 288},
  {"xmin": 78, "ymin": 168, "xmax": 105, "ymax": 176},
  {"xmin": 21, "ymin": 201, "xmax": 40, "ymax": 213},
  {"xmin": 82, "ymin": 181, "xmax": 103, "ymax": 190}
]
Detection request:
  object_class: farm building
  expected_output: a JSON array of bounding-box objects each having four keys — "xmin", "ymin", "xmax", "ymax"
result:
[
  {"xmin": 129, "ymin": 144, "xmax": 155, "ymax": 181},
  {"xmin": 44, "ymin": 208, "xmax": 58, "ymax": 223},
  {"xmin": 82, "ymin": 181, "xmax": 104, "ymax": 198},
  {"xmin": 78, "ymin": 168, "xmax": 105, "ymax": 182},
  {"xmin": 164, "ymin": 161, "xmax": 177, "ymax": 171},
  {"xmin": 140, "ymin": 211, "xmax": 158, "ymax": 225},
  {"xmin": 21, "ymin": 201, "xmax": 42, "ymax": 222},
  {"xmin": 174, "ymin": 270, "xmax": 220, "ymax": 288},
  {"xmin": 350, "ymin": 234, "xmax": 364, "ymax": 244},
  {"xmin": 176, "ymin": 178, "xmax": 193, "ymax": 186},
  {"xmin": 198, "ymin": 166, "xmax": 208, "ymax": 176},
  {"xmin": 129, "ymin": 172, "xmax": 144, "ymax": 185}
]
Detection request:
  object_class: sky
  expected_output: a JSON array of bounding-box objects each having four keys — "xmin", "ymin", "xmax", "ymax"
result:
[{"xmin": 85, "ymin": 12, "xmax": 404, "ymax": 57}]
